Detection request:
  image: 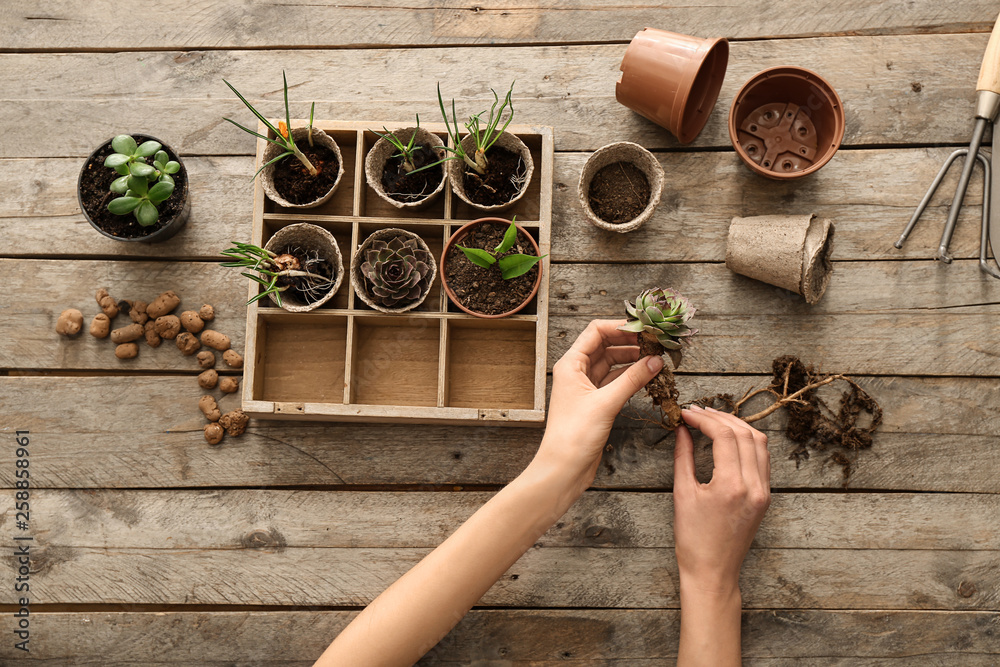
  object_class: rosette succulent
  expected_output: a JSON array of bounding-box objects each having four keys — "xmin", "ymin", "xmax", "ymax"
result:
[
  {"xmin": 618, "ymin": 288, "xmax": 697, "ymax": 350},
  {"xmin": 360, "ymin": 235, "xmax": 434, "ymax": 309}
]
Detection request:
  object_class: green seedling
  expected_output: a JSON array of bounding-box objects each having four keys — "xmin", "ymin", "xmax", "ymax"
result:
[
  {"xmin": 104, "ymin": 135, "xmax": 180, "ymax": 226},
  {"xmin": 371, "ymin": 115, "xmax": 440, "ymax": 174},
  {"xmin": 456, "ymin": 218, "xmax": 545, "ymax": 279},
  {"xmin": 420, "ymin": 81, "xmax": 515, "ymax": 176},
  {"xmin": 220, "ymin": 241, "xmax": 335, "ymax": 307}
]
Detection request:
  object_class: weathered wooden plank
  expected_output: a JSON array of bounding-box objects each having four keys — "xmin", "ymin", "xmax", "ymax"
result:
[
  {"xmin": 2, "ymin": 147, "xmax": 988, "ymax": 262},
  {"xmin": 4, "ymin": 0, "xmax": 997, "ymax": 50},
  {"xmin": 0, "ymin": 34, "xmax": 989, "ymax": 156},
  {"xmin": 3, "ymin": 610, "xmax": 997, "ymax": 665},
  {"xmin": 1, "ymin": 545, "xmax": 996, "ymax": 609},
  {"xmin": 0, "ymin": 375, "xmax": 998, "ymax": 492},
  {"xmin": 7, "ymin": 489, "xmax": 997, "ymax": 550}
]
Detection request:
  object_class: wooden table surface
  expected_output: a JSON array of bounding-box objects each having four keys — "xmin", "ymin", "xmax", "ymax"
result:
[{"xmin": 2, "ymin": 2, "xmax": 1000, "ymax": 664}]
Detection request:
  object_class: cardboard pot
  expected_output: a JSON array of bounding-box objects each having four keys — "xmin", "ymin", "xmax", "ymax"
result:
[
  {"xmin": 260, "ymin": 127, "xmax": 344, "ymax": 208},
  {"xmin": 263, "ymin": 223, "xmax": 344, "ymax": 312},
  {"xmin": 729, "ymin": 67, "xmax": 845, "ymax": 180},
  {"xmin": 447, "ymin": 132, "xmax": 534, "ymax": 212},
  {"xmin": 726, "ymin": 214, "xmax": 834, "ymax": 304},
  {"xmin": 365, "ymin": 126, "xmax": 447, "ymax": 209},
  {"xmin": 578, "ymin": 141, "xmax": 664, "ymax": 233},
  {"xmin": 351, "ymin": 228, "xmax": 437, "ymax": 314},
  {"xmin": 78, "ymin": 133, "xmax": 190, "ymax": 243},
  {"xmin": 616, "ymin": 28, "xmax": 729, "ymax": 144}
]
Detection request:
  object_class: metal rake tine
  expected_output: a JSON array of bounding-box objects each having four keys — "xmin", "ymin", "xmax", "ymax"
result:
[
  {"xmin": 975, "ymin": 150, "xmax": 1000, "ymax": 278},
  {"xmin": 896, "ymin": 149, "xmax": 967, "ymax": 249}
]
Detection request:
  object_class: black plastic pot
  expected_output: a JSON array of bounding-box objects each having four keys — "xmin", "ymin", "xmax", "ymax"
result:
[{"xmin": 77, "ymin": 133, "xmax": 190, "ymax": 243}]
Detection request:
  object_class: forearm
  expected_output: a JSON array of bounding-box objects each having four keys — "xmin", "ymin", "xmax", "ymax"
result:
[
  {"xmin": 677, "ymin": 582, "xmax": 742, "ymax": 667},
  {"xmin": 315, "ymin": 448, "xmax": 589, "ymax": 667}
]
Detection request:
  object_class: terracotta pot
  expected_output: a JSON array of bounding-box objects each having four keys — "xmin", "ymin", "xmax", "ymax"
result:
[
  {"xmin": 726, "ymin": 214, "xmax": 835, "ymax": 304},
  {"xmin": 729, "ymin": 67, "xmax": 845, "ymax": 180},
  {"xmin": 260, "ymin": 127, "xmax": 343, "ymax": 208},
  {"xmin": 446, "ymin": 132, "xmax": 534, "ymax": 212},
  {"xmin": 441, "ymin": 218, "xmax": 543, "ymax": 318},
  {"xmin": 365, "ymin": 126, "xmax": 447, "ymax": 209},
  {"xmin": 616, "ymin": 28, "xmax": 729, "ymax": 144},
  {"xmin": 578, "ymin": 141, "xmax": 665, "ymax": 233},
  {"xmin": 78, "ymin": 134, "xmax": 190, "ymax": 243},
  {"xmin": 351, "ymin": 228, "xmax": 437, "ymax": 314},
  {"xmin": 263, "ymin": 223, "xmax": 343, "ymax": 312}
]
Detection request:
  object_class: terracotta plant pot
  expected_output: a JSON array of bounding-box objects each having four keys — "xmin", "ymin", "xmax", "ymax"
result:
[
  {"xmin": 441, "ymin": 217, "xmax": 543, "ymax": 319},
  {"xmin": 263, "ymin": 223, "xmax": 344, "ymax": 312},
  {"xmin": 365, "ymin": 126, "xmax": 447, "ymax": 209},
  {"xmin": 78, "ymin": 134, "xmax": 190, "ymax": 243},
  {"xmin": 351, "ymin": 228, "xmax": 437, "ymax": 314},
  {"xmin": 578, "ymin": 141, "xmax": 665, "ymax": 233},
  {"xmin": 260, "ymin": 127, "xmax": 344, "ymax": 208},
  {"xmin": 729, "ymin": 67, "xmax": 845, "ymax": 180},
  {"xmin": 446, "ymin": 132, "xmax": 534, "ymax": 212},
  {"xmin": 616, "ymin": 28, "xmax": 729, "ymax": 144},
  {"xmin": 726, "ymin": 214, "xmax": 835, "ymax": 304}
]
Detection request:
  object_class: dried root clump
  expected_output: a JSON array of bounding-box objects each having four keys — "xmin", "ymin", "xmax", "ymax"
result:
[
  {"xmin": 56, "ymin": 309, "xmax": 84, "ymax": 336},
  {"xmin": 219, "ymin": 409, "xmax": 249, "ymax": 436}
]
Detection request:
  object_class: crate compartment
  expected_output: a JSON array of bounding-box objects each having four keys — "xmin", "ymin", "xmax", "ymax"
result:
[
  {"xmin": 262, "ymin": 128, "xmax": 357, "ymax": 217},
  {"xmin": 352, "ymin": 223, "xmax": 448, "ymax": 313},
  {"xmin": 449, "ymin": 132, "xmax": 543, "ymax": 223},
  {"xmin": 257, "ymin": 218, "xmax": 354, "ymax": 310},
  {"xmin": 360, "ymin": 129, "xmax": 450, "ymax": 221},
  {"xmin": 349, "ymin": 316, "xmax": 441, "ymax": 406},
  {"xmin": 253, "ymin": 314, "xmax": 348, "ymax": 403},
  {"xmin": 444, "ymin": 319, "xmax": 536, "ymax": 410},
  {"xmin": 443, "ymin": 223, "xmax": 540, "ymax": 316}
]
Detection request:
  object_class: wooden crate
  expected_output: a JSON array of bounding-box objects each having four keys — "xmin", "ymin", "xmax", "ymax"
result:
[{"xmin": 241, "ymin": 120, "xmax": 553, "ymax": 426}]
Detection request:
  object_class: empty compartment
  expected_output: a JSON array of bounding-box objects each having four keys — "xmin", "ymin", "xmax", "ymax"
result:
[
  {"xmin": 360, "ymin": 129, "xmax": 450, "ymax": 221},
  {"xmin": 352, "ymin": 223, "xmax": 447, "ymax": 313},
  {"xmin": 254, "ymin": 314, "xmax": 348, "ymax": 403},
  {"xmin": 262, "ymin": 128, "xmax": 357, "ymax": 217},
  {"xmin": 449, "ymin": 132, "xmax": 543, "ymax": 223},
  {"xmin": 351, "ymin": 316, "xmax": 440, "ymax": 406},
  {"xmin": 446, "ymin": 319, "xmax": 536, "ymax": 409}
]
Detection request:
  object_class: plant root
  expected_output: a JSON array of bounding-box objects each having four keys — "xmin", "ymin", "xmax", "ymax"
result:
[{"xmin": 636, "ymin": 334, "xmax": 683, "ymax": 430}]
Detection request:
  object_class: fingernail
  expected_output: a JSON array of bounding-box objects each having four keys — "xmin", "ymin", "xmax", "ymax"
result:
[
  {"xmin": 646, "ymin": 356, "xmax": 663, "ymax": 372},
  {"xmin": 704, "ymin": 406, "xmax": 718, "ymax": 413},
  {"xmin": 689, "ymin": 404, "xmax": 704, "ymax": 412}
]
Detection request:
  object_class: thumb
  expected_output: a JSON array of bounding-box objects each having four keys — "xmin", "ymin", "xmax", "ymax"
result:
[
  {"xmin": 603, "ymin": 355, "xmax": 663, "ymax": 408},
  {"xmin": 673, "ymin": 423, "xmax": 696, "ymax": 489}
]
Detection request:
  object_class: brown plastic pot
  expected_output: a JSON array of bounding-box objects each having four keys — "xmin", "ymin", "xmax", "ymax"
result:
[
  {"xmin": 441, "ymin": 218, "xmax": 543, "ymax": 319},
  {"xmin": 616, "ymin": 28, "xmax": 729, "ymax": 144},
  {"xmin": 728, "ymin": 67, "xmax": 845, "ymax": 180}
]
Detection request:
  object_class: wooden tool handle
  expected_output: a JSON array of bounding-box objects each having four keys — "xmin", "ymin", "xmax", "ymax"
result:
[{"xmin": 977, "ymin": 11, "xmax": 1000, "ymax": 93}]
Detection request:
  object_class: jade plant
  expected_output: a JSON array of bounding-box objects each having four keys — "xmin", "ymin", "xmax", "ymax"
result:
[
  {"xmin": 223, "ymin": 71, "xmax": 318, "ymax": 178},
  {"xmin": 104, "ymin": 135, "xmax": 180, "ymax": 226},
  {"xmin": 221, "ymin": 241, "xmax": 335, "ymax": 307},
  {"xmin": 360, "ymin": 235, "xmax": 434, "ymax": 309},
  {"xmin": 456, "ymin": 219, "xmax": 545, "ymax": 279},
  {"xmin": 426, "ymin": 81, "xmax": 515, "ymax": 176}
]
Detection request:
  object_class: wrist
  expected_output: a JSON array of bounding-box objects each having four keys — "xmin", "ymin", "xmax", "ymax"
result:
[
  {"xmin": 679, "ymin": 572, "xmax": 742, "ymax": 606},
  {"xmin": 524, "ymin": 443, "xmax": 593, "ymax": 504}
]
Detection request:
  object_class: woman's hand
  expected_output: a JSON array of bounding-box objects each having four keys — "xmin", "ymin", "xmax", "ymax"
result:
[
  {"xmin": 673, "ymin": 406, "xmax": 771, "ymax": 595},
  {"xmin": 535, "ymin": 319, "xmax": 664, "ymax": 490}
]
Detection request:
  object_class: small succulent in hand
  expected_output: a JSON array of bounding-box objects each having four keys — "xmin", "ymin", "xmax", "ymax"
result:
[
  {"xmin": 456, "ymin": 218, "xmax": 545, "ymax": 279},
  {"xmin": 618, "ymin": 288, "xmax": 697, "ymax": 350},
  {"xmin": 361, "ymin": 236, "xmax": 434, "ymax": 308},
  {"xmin": 104, "ymin": 135, "xmax": 180, "ymax": 226}
]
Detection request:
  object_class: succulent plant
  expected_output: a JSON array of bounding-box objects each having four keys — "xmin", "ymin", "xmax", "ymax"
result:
[
  {"xmin": 361, "ymin": 236, "xmax": 434, "ymax": 308},
  {"xmin": 618, "ymin": 287, "xmax": 697, "ymax": 350}
]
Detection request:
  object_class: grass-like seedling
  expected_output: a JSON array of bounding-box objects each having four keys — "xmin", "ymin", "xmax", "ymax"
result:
[
  {"xmin": 221, "ymin": 241, "xmax": 335, "ymax": 307},
  {"xmin": 371, "ymin": 115, "xmax": 431, "ymax": 174},
  {"xmin": 456, "ymin": 218, "xmax": 545, "ymax": 279},
  {"xmin": 223, "ymin": 71, "xmax": 319, "ymax": 179},
  {"xmin": 420, "ymin": 81, "xmax": 515, "ymax": 176},
  {"xmin": 104, "ymin": 135, "xmax": 180, "ymax": 226}
]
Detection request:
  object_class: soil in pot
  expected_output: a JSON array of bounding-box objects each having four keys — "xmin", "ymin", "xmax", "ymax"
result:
[
  {"xmin": 79, "ymin": 137, "xmax": 188, "ymax": 239},
  {"xmin": 462, "ymin": 147, "xmax": 527, "ymax": 207},
  {"xmin": 382, "ymin": 145, "xmax": 444, "ymax": 203},
  {"xmin": 446, "ymin": 221, "xmax": 538, "ymax": 315},
  {"xmin": 269, "ymin": 244, "xmax": 336, "ymax": 305},
  {"xmin": 272, "ymin": 144, "xmax": 340, "ymax": 205},
  {"xmin": 588, "ymin": 161, "xmax": 651, "ymax": 224}
]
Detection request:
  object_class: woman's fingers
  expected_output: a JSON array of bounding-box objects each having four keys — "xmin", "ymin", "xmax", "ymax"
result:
[
  {"xmin": 704, "ymin": 407, "xmax": 770, "ymax": 490},
  {"xmin": 571, "ymin": 320, "xmax": 641, "ymax": 358},
  {"xmin": 589, "ymin": 345, "xmax": 640, "ymax": 383},
  {"xmin": 681, "ymin": 407, "xmax": 741, "ymax": 481},
  {"xmin": 673, "ymin": 425, "xmax": 697, "ymax": 490}
]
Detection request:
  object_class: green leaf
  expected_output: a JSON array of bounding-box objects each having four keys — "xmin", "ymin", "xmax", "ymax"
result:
[
  {"xmin": 154, "ymin": 150, "xmax": 168, "ymax": 165},
  {"xmin": 111, "ymin": 135, "xmax": 137, "ymax": 155},
  {"xmin": 147, "ymin": 181, "xmax": 175, "ymax": 204},
  {"xmin": 456, "ymin": 245, "xmax": 496, "ymax": 268},
  {"xmin": 108, "ymin": 196, "xmax": 141, "ymax": 215},
  {"xmin": 135, "ymin": 200, "xmax": 158, "ymax": 226},
  {"xmin": 136, "ymin": 141, "xmax": 162, "ymax": 157},
  {"xmin": 222, "ymin": 78, "xmax": 285, "ymax": 141},
  {"xmin": 126, "ymin": 175, "xmax": 148, "ymax": 196},
  {"xmin": 494, "ymin": 222, "xmax": 518, "ymax": 254},
  {"xmin": 104, "ymin": 153, "xmax": 130, "ymax": 169},
  {"xmin": 618, "ymin": 320, "xmax": 646, "ymax": 333},
  {"xmin": 130, "ymin": 162, "xmax": 155, "ymax": 179},
  {"xmin": 159, "ymin": 173, "xmax": 175, "ymax": 186},
  {"xmin": 163, "ymin": 161, "xmax": 180, "ymax": 174},
  {"xmin": 109, "ymin": 175, "xmax": 129, "ymax": 194},
  {"xmin": 498, "ymin": 253, "xmax": 545, "ymax": 280}
]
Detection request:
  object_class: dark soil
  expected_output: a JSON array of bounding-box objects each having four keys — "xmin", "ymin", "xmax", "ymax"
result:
[
  {"xmin": 272, "ymin": 144, "xmax": 340, "ymax": 205},
  {"xmin": 462, "ymin": 146, "xmax": 527, "ymax": 206},
  {"xmin": 272, "ymin": 245, "xmax": 335, "ymax": 305},
  {"xmin": 637, "ymin": 334, "xmax": 682, "ymax": 429},
  {"xmin": 381, "ymin": 144, "xmax": 444, "ymax": 203},
  {"xmin": 445, "ymin": 221, "xmax": 538, "ymax": 315},
  {"xmin": 79, "ymin": 135, "xmax": 188, "ymax": 239},
  {"xmin": 588, "ymin": 161, "xmax": 651, "ymax": 224}
]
